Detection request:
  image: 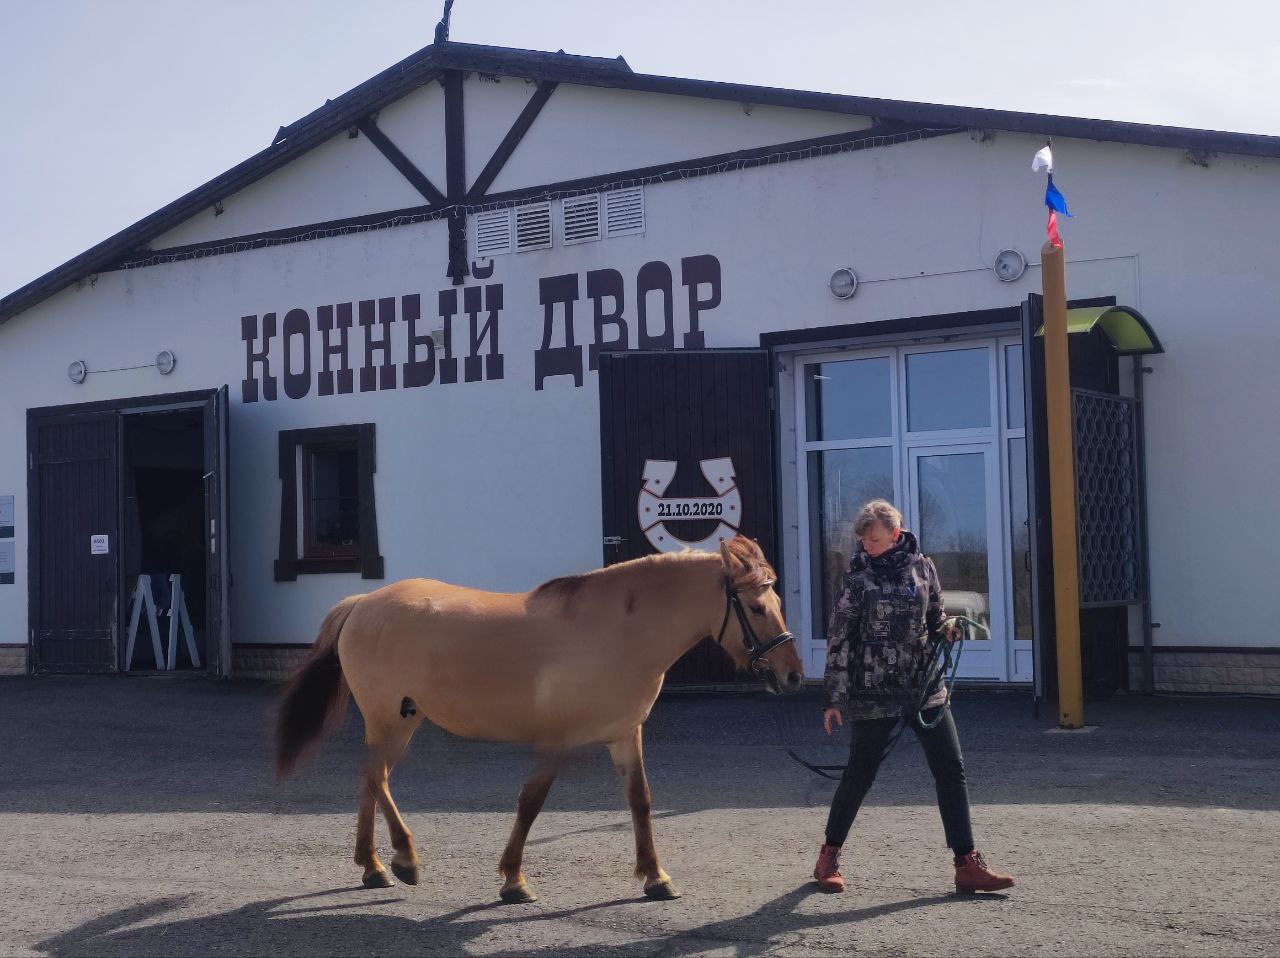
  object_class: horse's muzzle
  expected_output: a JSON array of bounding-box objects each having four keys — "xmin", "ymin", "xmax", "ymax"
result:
[{"xmin": 757, "ymin": 666, "xmax": 804, "ymax": 695}]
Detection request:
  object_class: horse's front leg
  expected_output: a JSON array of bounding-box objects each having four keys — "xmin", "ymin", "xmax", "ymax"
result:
[
  {"xmin": 497, "ymin": 750, "xmax": 563, "ymax": 904},
  {"xmin": 607, "ymin": 725, "xmax": 680, "ymax": 900}
]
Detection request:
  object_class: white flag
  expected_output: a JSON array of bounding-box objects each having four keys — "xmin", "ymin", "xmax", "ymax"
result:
[{"xmin": 1032, "ymin": 145, "xmax": 1054, "ymax": 173}]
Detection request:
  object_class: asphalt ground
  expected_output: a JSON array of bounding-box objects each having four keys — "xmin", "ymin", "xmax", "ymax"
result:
[{"xmin": 1, "ymin": 676, "xmax": 1278, "ymax": 957}]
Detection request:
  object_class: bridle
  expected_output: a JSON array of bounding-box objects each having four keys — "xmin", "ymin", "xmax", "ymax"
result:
[{"xmin": 715, "ymin": 579, "xmax": 796, "ymax": 676}]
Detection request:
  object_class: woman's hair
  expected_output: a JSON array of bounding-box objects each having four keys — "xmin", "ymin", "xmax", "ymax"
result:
[{"xmin": 853, "ymin": 499, "xmax": 903, "ymax": 536}]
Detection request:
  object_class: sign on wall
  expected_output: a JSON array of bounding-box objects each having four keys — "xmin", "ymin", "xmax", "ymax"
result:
[
  {"xmin": 637, "ymin": 457, "xmax": 741, "ymax": 553},
  {"xmin": 0, "ymin": 495, "xmax": 12, "ymax": 585},
  {"xmin": 238, "ymin": 254, "xmax": 722, "ymax": 403}
]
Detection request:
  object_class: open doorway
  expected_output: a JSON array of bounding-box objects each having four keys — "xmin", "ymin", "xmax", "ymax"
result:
[
  {"xmin": 120, "ymin": 408, "xmax": 206, "ymax": 671},
  {"xmin": 28, "ymin": 387, "xmax": 230, "ymax": 675}
]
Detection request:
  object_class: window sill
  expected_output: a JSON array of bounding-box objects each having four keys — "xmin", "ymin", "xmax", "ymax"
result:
[
  {"xmin": 296, "ymin": 557, "xmax": 362, "ymax": 575},
  {"xmin": 274, "ymin": 554, "xmax": 384, "ymax": 581}
]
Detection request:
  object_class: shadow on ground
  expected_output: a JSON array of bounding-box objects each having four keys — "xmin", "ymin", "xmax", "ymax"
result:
[{"xmin": 35, "ymin": 884, "xmax": 1008, "ymax": 958}]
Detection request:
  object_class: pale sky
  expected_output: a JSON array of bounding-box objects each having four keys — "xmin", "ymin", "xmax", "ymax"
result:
[{"xmin": 3, "ymin": 0, "xmax": 1278, "ymax": 300}]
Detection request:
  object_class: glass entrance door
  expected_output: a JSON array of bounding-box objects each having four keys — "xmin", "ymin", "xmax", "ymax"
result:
[
  {"xmin": 907, "ymin": 444, "xmax": 1004, "ymax": 679},
  {"xmin": 796, "ymin": 335, "xmax": 1030, "ymax": 683}
]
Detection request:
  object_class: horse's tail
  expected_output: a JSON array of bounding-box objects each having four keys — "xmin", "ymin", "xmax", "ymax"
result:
[{"xmin": 274, "ymin": 594, "xmax": 362, "ymax": 779}]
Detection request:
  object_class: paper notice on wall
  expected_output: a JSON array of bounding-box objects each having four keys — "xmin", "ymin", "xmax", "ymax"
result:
[
  {"xmin": 91, "ymin": 534, "xmax": 109, "ymax": 556},
  {"xmin": 0, "ymin": 540, "xmax": 14, "ymax": 583},
  {"xmin": 0, "ymin": 495, "xmax": 12, "ymax": 539}
]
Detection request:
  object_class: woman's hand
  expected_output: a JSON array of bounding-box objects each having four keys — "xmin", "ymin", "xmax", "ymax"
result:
[{"xmin": 823, "ymin": 708, "xmax": 843, "ymax": 735}]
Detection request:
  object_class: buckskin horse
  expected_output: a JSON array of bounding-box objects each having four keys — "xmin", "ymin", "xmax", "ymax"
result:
[{"xmin": 275, "ymin": 535, "xmax": 803, "ymax": 903}]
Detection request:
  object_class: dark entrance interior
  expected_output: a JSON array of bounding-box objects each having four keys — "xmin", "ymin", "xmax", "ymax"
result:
[{"xmin": 121, "ymin": 409, "xmax": 206, "ymax": 670}]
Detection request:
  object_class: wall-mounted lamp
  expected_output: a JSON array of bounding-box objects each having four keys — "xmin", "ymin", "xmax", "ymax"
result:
[
  {"xmin": 828, "ymin": 267, "xmax": 858, "ymax": 300},
  {"xmin": 66, "ymin": 350, "xmax": 178, "ymax": 384},
  {"xmin": 993, "ymin": 249, "xmax": 1026, "ymax": 283}
]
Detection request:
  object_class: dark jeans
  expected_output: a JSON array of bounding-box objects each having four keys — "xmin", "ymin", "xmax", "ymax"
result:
[{"xmin": 824, "ymin": 705, "xmax": 974, "ymax": 856}]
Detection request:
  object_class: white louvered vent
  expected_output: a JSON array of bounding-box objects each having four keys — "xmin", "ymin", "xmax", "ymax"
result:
[
  {"xmin": 473, "ymin": 209, "xmax": 512, "ymax": 257},
  {"xmin": 605, "ymin": 186, "xmax": 645, "ymax": 238},
  {"xmin": 561, "ymin": 194, "xmax": 602, "ymax": 245},
  {"xmin": 515, "ymin": 202, "xmax": 553, "ymax": 252}
]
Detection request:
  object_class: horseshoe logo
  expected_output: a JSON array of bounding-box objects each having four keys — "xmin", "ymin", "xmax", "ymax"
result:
[{"xmin": 637, "ymin": 457, "xmax": 741, "ymax": 553}]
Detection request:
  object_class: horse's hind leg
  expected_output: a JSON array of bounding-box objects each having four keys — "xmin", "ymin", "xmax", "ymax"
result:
[
  {"xmin": 607, "ymin": 725, "xmax": 680, "ymax": 901},
  {"xmin": 357, "ymin": 717, "xmax": 421, "ymax": 887},
  {"xmin": 497, "ymin": 751, "xmax": 563, "ymax": 904},
  {"xmin": 370, "ymin": 723, "xmax": 422, "ymax": 885}
]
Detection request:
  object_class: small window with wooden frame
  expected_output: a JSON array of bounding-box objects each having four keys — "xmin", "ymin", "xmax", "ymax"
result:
[{"xmin": 275, "ymin": 424, "xmax": 383, "ymax": 581}]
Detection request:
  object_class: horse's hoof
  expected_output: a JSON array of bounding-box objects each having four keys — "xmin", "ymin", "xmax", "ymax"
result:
[
  {"xmin": 500, "ymin": 883, "xmax": 537, "ymax": 904},
  {"xmin": 362, "ymin": 870, "xmax": 393, "ymax": 889},
  {"xmin": 643, "ymin": 880, "xmax": 682, "ymax": 901},
  {"xmin": 391, "ymin": 861, "xmax": 420, "ymax": 886}
]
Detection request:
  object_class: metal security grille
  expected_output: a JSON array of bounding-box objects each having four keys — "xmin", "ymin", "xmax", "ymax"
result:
[
  {"xmin": 514, "ymin": 202, "xmax": 552, "ymax": 252},
  {"xmin": 473, "ymin": 209, "xmax": 512, "ymax": 257},
  {"xmin": 1073, "ymin": 388, "xmax": 1142, "ymax": 607},
  {"xmin": 561, "ymin": 194, "xmax": 601, "ymax": 245},
  {"xmin": 604, "ymin": 186, "xmax": 645, "ymax": 237}
]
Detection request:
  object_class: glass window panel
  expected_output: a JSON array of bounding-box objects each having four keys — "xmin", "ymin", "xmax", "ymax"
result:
[
  {"xmin": 1008, "ymin": 438, "xmax": 1032, "ymax": 641},
  {"xmin": 807, "ymin": 446, "xmax": 895, "ymax": 636},
  {"xmin": 804, "ymin": 357, "xmax": 892, "ymax": 441},
  {"xmin": 906, "ymin": 348, "xmax": 991, "ymax": 432},
  {"xmin": 916, "ymin": 452, "xmax": 990, "ymax": 636},
  {"xmin": 1005, "ymin": 344, "xmax": 1025, "ymax": 430},
  {"xmin": 309, "ymin": 447, "xmax": 360, "ymax": 551}
]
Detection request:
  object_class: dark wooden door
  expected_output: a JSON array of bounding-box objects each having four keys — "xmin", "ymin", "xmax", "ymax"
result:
[
  {"xmin": 598, "ymin": 349, "xmax": 776, "ymax": 685},
  {"xmin": 203, "ymin": 386, "xmax": 231, "ymax": 677},
  {"xmin": 29, "ymin": 411, "xmax": 120, "ymax": 672}
]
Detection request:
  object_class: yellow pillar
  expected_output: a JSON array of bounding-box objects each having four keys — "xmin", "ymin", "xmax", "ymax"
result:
[{"xmin": 1041, "ymin": 241, "xmax": 1084, "ymax": 728}]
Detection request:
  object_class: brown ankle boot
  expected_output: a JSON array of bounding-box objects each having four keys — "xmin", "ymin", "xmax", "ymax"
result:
[
  {"xmin": 813, "ymin": 843, "xmax": 845, "ymax": 893},
  {"xmin": 954, "ymin": 851, "xmax": 1014, "ymax": 893}
]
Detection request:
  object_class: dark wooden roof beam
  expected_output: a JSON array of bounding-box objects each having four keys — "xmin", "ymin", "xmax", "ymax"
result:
[
  {"xmin": 467, "ymin": 81, "xmax": 558, "ymax": 200},
  {"xmin": 356, "ymin": 118, "xmax": 447, "ymax": 205}
]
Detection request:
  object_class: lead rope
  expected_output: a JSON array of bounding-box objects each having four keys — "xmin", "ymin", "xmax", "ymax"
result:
[
  {"xmin": 915, "ymin": 615, "xmax": 985, "ymax": 729},
  {"xmin": 783, "ymin": 615, "xmax": 989, "ymax": 778}
]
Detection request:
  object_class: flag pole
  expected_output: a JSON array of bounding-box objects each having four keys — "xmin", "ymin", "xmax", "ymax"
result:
[{"xmin": 1040, "ymin": 238, "xmax": 1084, "ymax": 729}]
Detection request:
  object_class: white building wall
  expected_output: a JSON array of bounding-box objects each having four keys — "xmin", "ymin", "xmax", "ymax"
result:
[
  {"xmin": 151, "ymin": 128, "xmax": 426, "ymax": 249},
  {"xmin": 2, "ymin": 91, "xmax": 1279, "ymax": 678},
  {"xmin": 463, "ymin": 74, "xmax": 544, "ymax": 189},
  {"xmin": 484, "ymin": 80, "xmax": 874, "ymax": 194},
  {"xmin": 374, "ymin": 81, "xmax": 450, "ymax": 194}
]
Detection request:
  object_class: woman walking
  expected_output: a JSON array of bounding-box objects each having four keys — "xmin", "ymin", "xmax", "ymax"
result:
[{"xmin": 813, "ymin": 499, "xmax": 1014, "ymax": 894}]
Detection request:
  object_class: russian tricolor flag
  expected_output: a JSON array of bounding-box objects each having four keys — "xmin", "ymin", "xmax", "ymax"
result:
[{"xmin": 1033, "ymin": 145, "xmax": 1072, "ymax": 247}]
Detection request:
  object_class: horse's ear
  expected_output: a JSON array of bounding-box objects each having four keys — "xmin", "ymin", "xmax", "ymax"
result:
[{"xmin": 719, "ymin": 539, "xmax": 746, "ymax": 578}]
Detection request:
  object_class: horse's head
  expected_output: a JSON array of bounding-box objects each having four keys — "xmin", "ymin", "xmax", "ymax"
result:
[{"xmin": 716, "ymin": 536, "xmax": 804, "ymax": 695}]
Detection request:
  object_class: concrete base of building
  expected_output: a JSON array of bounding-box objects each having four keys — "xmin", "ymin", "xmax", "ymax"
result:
[
  {"xmin": 0, "ymin": 646, "xmax": 28, "ymax": 675},
  {"xmin": 1129, "ymin": 649, "xmax": 1280, "ymax": 695},
  {"xmin": 231, "ymin": 644, "xmax": 310, "ymax": 683}
]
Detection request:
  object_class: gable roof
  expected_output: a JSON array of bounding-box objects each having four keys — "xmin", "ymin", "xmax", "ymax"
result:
[{"xmin": 5, "ymin": 40, "xmax": 1279, "ymax": 325}]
